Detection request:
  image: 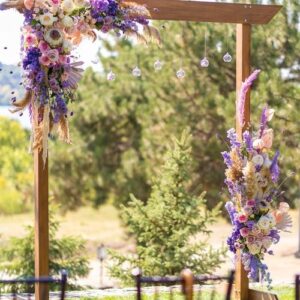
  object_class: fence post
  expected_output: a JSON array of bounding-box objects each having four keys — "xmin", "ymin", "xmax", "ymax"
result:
[{"xmin": 181, "ymin": 269, "xmax": 194, "ymax": 300}]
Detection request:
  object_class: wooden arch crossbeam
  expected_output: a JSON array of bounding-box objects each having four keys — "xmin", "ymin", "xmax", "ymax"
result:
[
  {"xmin": 4, "ymin": 0, "xmax": 280, "ymax": 300},
  {"xmin": 131, "ymin": 0, "xmax": 281, "ymax": 24}
]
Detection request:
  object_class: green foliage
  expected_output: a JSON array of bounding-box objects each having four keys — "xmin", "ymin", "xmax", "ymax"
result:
[
  {"xmin": 0, "ymin": 116, "xmax": 33, "ymax": 214},
  {"xmin": 50, "ymin": 0, "xmax": 300, "ymax": 210},
  {"xmin": 109, "ymin": 131, "xmax": 226, "ymax": 284},
  {"xmin": 0, "ymin": 215, "xmax": 89, "ymax": 284}
]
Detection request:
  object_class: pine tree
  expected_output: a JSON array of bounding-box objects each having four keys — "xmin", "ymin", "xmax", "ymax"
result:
[{"xmin": 109, "ymin": 131, "xmax": 226, "ymax": 284}]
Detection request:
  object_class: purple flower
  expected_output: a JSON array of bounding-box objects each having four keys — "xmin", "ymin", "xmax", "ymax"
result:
[
  {"xmin": 221, "ymin": 151, "xmax": 232, "ymax": 167},
  {"xmin": 270, "ymin": 151, "xmax": 280, "ymax": 182},
  {"xmin": 269, "ymin": 229, "xmax": 280, "ymax": 243},
  {"xmin": 53, "ymin": 94, "xmax": 68, "ymax": 123},
  {"xmin": 227, "ymin": 128, "xmax": 240, "ymax": 147},
  {"xmin": 22, "ymin": 47, "xmax": 41, "ymax": 71},
  {"xmin": 243, "ymin": 131, "xmax": 253, "ymax": 152},
  {"xmin": 259, "ymin": 106, "xmax": 268, "ymax": 138},
  {"xmin": 225, "ymin": 201, "xmax": 237, "ymax": 224},
  {"xmin": 91, "ymin": 0, "xmax": 109, "ymax": 13},
  {"xmin": 237, "ymin": 69, "xmax": 261, "ymax": 126}
]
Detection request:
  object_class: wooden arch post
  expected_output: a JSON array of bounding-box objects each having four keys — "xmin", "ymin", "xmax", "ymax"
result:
[
  {"xmin": 34, "ymin": 150, "xmax": 49, "ymax": 300},
  {"xmin": 235, "ymin": 23, "xmax": 251, "ymax": 300}
]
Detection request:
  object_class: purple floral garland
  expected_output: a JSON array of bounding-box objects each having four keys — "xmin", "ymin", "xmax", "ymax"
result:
[
  {"xmin": 0, "ymin": 0, "xmax": 158, "ymax": 161},
  {"xmin": 222, "ymin": 70, "xmax": 292, "ymax": 286}
]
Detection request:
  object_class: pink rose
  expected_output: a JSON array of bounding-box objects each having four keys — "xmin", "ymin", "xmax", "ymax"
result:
[
  {"xmin": 244, "ymin": 206, "xmax": 253, "ymax": 216},
  {"xmin": 261, "ymin": 129, "xmax": 273, "ymax": 149},
  {"xmin": 25, "ymin": 33, "xmax": 37, "ymax": 46},
  {"xmin": 246, "ymin": 235, "xmax": 256, "ymax": 244},
  {"xmin": 24, "ymin": 0, "xmax": 34, "ymax": 9},
  {"xmin": 38, "ymin": 41, "xmax": 50, "ymax": 53},
  {"xmin": 240, "ymin": 227, "xmax": 250, "ymax": 237},
  {"xmin": 50, "ymin": 0, "xmax": 61, "ymax": 5},
  {"xmin": 46, "ymin": 49, "xmax": 59, "ymax": 63},
  {"xmin": 39, "ymin": 55, "xmax": 51, "ymax": 66},
  {"xmin": 246, "ymin": 199, "xmax": 256, "ymax": 207},
  {"xmin": 59, "ymin": 55, "xmax": 68, "ymax": 64},
  {"xmin": 237, "ymin": 214, "xmax": 248, "ymax": 223}
]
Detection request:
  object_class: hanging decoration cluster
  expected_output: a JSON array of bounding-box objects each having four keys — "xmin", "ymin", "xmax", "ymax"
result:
[
  {"xmin": 0, "ymin": 0, "xmax": 159, "ymax": 161},
  {"xmin": 222, "ymin": 70, "xmax": 292, "ymax": 286}
]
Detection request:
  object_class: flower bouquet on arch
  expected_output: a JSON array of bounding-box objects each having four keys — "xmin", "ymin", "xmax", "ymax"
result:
[
  {"xmin": 222, "ymin": 70, "xmax": 292, "ymax": 286},
  {"xmin": 0, "ymin": 0, "xmax": 160, "ymax": 163}
]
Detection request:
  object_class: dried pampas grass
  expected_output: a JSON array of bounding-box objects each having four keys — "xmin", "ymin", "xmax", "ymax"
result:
[{"xmin": 0, "ymin": 0, "xmax": 25, "ymax": 12}]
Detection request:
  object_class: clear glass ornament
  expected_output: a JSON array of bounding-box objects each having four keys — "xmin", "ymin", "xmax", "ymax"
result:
[
  {"xmin": 132, "ymin": 66, "xmax": 142, "ymax": 77},
  {"xmin": 107, "ymin": 70, "xmax": 116, "ymax": 81},
  {"xmin": 91, "ymin": 58, "xmax": 99, "ymax": 64},
  {"xmin": 200, "ymin": 57, "xmax": 209, "ymax": 68},
  {"xmin": 154, "ymin": 59, "xmax": 163, "ymax": 71},
  {"xmin": 176, "ymin": 68, "xmax": 185, "ymax": 79},
  {"xmin": 223, "ymin": 52, "xmax": 232, "ymax": 63}
]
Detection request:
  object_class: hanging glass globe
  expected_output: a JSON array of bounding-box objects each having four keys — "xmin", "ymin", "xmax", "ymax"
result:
[
  {"xmin": 132, "ymin": 66, "xmax": 142, "ymax": 77},
  {"xmin": 154, "ymin": 59, "xmax": 163, "ymax": 71},
  {"xmin": 176, "ymin": 68, "xmax": 185, "ymax": 79},
  {"xmin": 107, "ymin": 70, "xmax": 116, "ymax": 81},
  {"xmin": 223, "ymin": 52, "xmax": 232, "ymax": 63},
  {"xmin": 200, "ymin": 57, "xmax": 209, "ymax": 68}
]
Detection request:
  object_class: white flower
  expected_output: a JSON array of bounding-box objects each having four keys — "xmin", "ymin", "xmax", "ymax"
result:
[
  {"xmin": 62, "ymin": 16, "xmax": 74, "ymax": 27},
  {"xmin": 44, "ymin": 28, "xmax": 64, "ymax": 46},
  {"xmin": 248, "ymin": 242, "xmax": 262, "ymax": 255},
  {"xmin": 39, "ymin": 12, "xmax": 58, "ymax": 26},
  {"xmin": 63, "ymin": 39, "xmax": 73, "ymax": 53},
  {"xmin": 258, "ymin": 216, "xmax": 271, "ymax": 230},
  {"xmin": 74, "ymin": 0, "xmax": 87, "ymax": 7},
  {"xmin": 262, "ymin": 237, "xmax": 272, "ymax": 249},
  {"xmin": 252, "ymin": 154, "xmax": 264, "ymax": 167},
  {"xmin": 263, "ymin": 155, "xmax": 272, "ymax": 168},
  {"xmin": 253, "ymin": 138, "xmax": 264, "ymax": 150},
  {"xmin": 279, "ymin": 202, "xmax": 290, "ymax": 213},
  {"xmin": 267, "ymin": 108, "xmax": 275, "ymax": 121},
  {"xmin": 61, "ymin": 0, "xmax": 74, "ymax": 13}
]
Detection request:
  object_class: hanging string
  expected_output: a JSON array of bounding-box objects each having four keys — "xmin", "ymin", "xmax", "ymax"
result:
[
  {"xmin": 223, "ymin": 25, "xmax": 233, "ymax": 63},
  {"xmin": 200, "ymin": 27, "xmax": 209, "ymax": 68}
]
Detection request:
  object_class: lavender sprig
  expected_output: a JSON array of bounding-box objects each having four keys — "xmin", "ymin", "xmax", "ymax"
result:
[{"xmin": 237, "ymin": 69, "xmax": 261, "ymax": 126}]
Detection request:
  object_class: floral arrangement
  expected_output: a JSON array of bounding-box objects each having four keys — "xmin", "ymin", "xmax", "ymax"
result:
[
  {"xmin": 222, "ymin": 70, "xmax": 292, "ymax": 286},
  {"xmin": 0, "ymin": 0, "xmax": 159, "ymax": 161}
]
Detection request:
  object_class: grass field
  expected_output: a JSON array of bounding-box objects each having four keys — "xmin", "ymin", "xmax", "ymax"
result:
[
  {"xmin": 0, "ymin": 204, "xmax": 130, "ymax": 257},
  {"xmin": 0, "ymin": 205, "xmax": 299, "ymax": 289},
  {"xmin": 77, "ymin": 285, "xmax": 295, "ymax": 299}
]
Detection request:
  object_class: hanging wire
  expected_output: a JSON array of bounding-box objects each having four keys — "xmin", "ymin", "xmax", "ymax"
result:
[
  {"xmin": 223, "ymin": 25, "xmax": 233, "ymax": 63},
  {"xmin": 200, "ymin": 26, "xmax": 209, "ymax": 68}
]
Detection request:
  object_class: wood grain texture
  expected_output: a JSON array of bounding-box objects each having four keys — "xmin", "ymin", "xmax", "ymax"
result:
[
  {"xmin": 235, "ymin": 23, "xmax": 251, "ymax": 300},
  {"xmin": 181, "ymin": 269, "xmax": 194, "ymax": 300},
  {"xmin": 129, "ymin": 0, "xmax": 282, "ymax": 24},
  {"xmin": 34, "ymin": 149, "xmax": 49, "ymax": 300},
  {"xmin": 249, "ymin": 289, "xmax": 279, "ymax": 300},
  {"xmin": 236, "ymin": 23, "xmax": 251, "ymax": 138}
]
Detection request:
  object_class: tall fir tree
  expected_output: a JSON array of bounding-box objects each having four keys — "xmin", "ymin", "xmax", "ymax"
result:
[{"xmin": 109, "ymin": 131, "xmax": 225, "ymax": 283}]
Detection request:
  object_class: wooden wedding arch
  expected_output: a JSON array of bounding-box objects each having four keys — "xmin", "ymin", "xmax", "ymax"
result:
[{"xmin": 32, "ymin": 1, "xmax": 282, "ymax": 299}]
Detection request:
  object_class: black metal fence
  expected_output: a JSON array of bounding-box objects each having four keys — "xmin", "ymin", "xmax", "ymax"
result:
[
  {"xmin": 0, "ymin": 272, "xmax": 67, "ymax": 299},
  {"xmin": 135, "ymin": 269, "xmax": 235, "ymax": 300}
]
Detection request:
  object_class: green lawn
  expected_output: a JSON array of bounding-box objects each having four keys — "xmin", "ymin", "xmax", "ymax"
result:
[{"xmin": 77, "ymin": 285, "xmax": 294, "ymax": 300}]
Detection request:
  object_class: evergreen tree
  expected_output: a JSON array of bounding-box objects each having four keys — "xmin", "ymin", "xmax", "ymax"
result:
[
  {"xmin": 109, "ymin": 131, "xmax": 225, "ymax": 283},
  {"xmin": 50, "ymin": 0, "xmax": 300, "ymax": 210}
]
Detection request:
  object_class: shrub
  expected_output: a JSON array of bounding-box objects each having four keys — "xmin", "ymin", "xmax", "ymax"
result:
[
  {"xmin": 0, "ymin": 214, "xmax": 89, "ymax": 289},
  {"xmin": 109, "ymin": 131, "xmax": 226, "ymax": 284}
]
